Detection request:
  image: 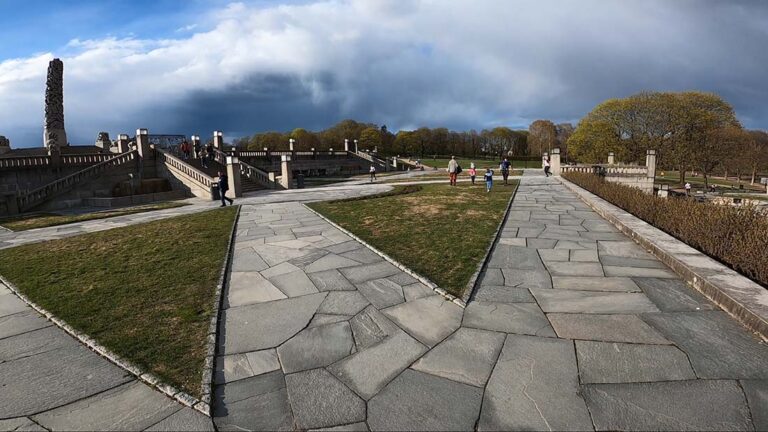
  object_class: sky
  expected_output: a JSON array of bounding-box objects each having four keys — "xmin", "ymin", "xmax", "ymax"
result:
[{"xmin": 0, "ymin": 0, "xmax": 767, "ymax": 148}]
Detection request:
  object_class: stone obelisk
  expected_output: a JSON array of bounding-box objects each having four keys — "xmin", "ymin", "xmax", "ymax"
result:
[{"xmin": 43, "ymin": 58, "xmax": 67, "ymax": 150}]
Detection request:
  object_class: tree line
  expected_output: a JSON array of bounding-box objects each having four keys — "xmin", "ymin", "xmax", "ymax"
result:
[
  {"xmin": 234, "ymin": 119, "xmax": 575, "ymax": 160},
  {"xmin": 566, "ymin": 91, "xmax": 768, "ymax": 185}
]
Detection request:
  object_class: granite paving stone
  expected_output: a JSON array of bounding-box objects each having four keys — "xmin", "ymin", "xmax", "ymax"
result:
[
  {"xmin": 604, "ymin": 265, "xmax": 678, "ymax": 278},
  {"xmin": 740, "ymin": 380, "xmax": 768, "ymax": 431},
  {"xmin": 356, "ymin": 278, "xmax": 405, "ymax": 309},
  {"xmin": 308, "ymin": 314, "xmax": 352, "ymax": 328},
  {"xmin": 576, "ymin": 340, "xmax": 696, "ymax": 383},
  {"xmin": 402, "ymin": 282, "xmax": 435, "ymax": 301},
  {"xmin": 478, "ymin": 334, "xmax": 593, "ymax": 431},
  {"xmin": 472, "ymin": 285, "xmax": 535, "ymax": 303},
  {"xmin": 411, "ymin": 327, "xmax": 505, "ymax": 387},
  {"xmin": 632, "ymin": 277, "xmax": 715, "ymax": 312},
  {"xmin": 31, "ymin": 381, "xmax": 180, "ymax": 431},
  {"xmin": 307, "ymin": 269, "xmax": 357, "ymax": 291},
  {"xmin": 269, "ymin": 270, "xmax": 319, "ymax": 297},
  {"xmin": 145, "ymin": 408, "xmax": 215, "ymax": 431},
  {"xmin": 227, "ymin": 272, "xmax": 287, "ymax": 306},
  {"xmin": 348, "ymin": 306, "xmax": 400, "ymax": 350},
  {"xmin": 0, "ymin": 309, "xmax": 52, "ymax": 340},
  {"xmin": 308, "ymin": 422, "xmax": 369, "ymax": 431},
  {"xmin": 642, "ymin": 311, "xmax": 768, "ymax": 379},
  {"xmin": 0, "ymin": 343, "xmax": 132, "ymax": 418},
  {"xmin": 547, "ymin": 313, "xmax": 671, "ymax": 344},
  {"xmin": 463, "ymin": 301, "xmax": 555, "ymax": 336},
  {"xmin": 382, "ymin": 295, "xmax": 463, "ymax": 347},
  {"xmin": 387, "ymin": 272, "xmax": 419, "ymax": 286},
  {"xmin": 532, "ymin": 289, "xmax": 660, "ymax": 314},
  {"xmin": 328, "ymin": 331, "xmax": 427, "ymax": 400},
  {"xmin": 487, "ymin": 246, "xmax": 544, "ymax": 269},
  {"xmin": 538, "ymin": 249, "xmax": 570, "ymax": 262},
  {"xmin": 0, "ymin": 417, "xmax": 46, "ymax": 431},
  {"xmin": 478, "ymin": 268, "xmax": 504, "ymax": 285},
  {"xmin": 213, "ymin": 371, "xmax": 293, "ymax": 431},
  {"xmin": 245, "ymin": 349, "xmax": 281, "ymax": 377},
  {"xmin": 230, "ymin": 248, "xmax": 270, "ymax": 272},
  {"xmin": 215, "ymin": 353, "xmax": 255, "ymax": 384},
  {"xmin": 367, "ymin": 369, "xmax": 483, "ymax": 431},
  {"xmin": 0, "ymin": 292, "xmax": 29, "ymax": 319},
  {"xmin": 277, "ymin": 321, "xmax": 354, "ymax": 373},
  {"xmin": 545, "ymin": 261, "xmax": 604, "ymax": 276},
  {"xmin": 340, "ymin": 262, "xmax": 400, "ymax": 284},
  {"xmin": 304, "ymin": 253, "xmax": 361, "ymax": 273},
  {"xmin": 599, "ymin": 255, "xmax": 667, "ymax": 269},
  {"xmin": 285, "ymin": 368, "xmax": 366, "ymax": 430},
  {"xmin": 597, "ymin": 240, "xmax": 656, "ymax": 260},
  {"xmin": 501, "ymin": 268, "xmax": 552, "ymax": 289},
  {"xmin": 317, "ymin": 291, "xmax": 370, "ymax": 315},
  {"xmin": 220, "ymin": 292, "xmax": 326, "ymax": 354},
  {"xmin": 0, "ymin": 327, "xmax": 74, "ymax": 362},
  {"xmin": 552, "ymin": 276, "xmax": 640, "ymax": 292},
  {"xmin": 570, "ymin": 249, "xmax": 599, "ymax": 262},
  {"xmin": 582, "ymin": 380, "xmax": 753, "ymax": 431},
  {"xmin": 339, "ymin": 248, "xmax": 384, "ymax": 265}
]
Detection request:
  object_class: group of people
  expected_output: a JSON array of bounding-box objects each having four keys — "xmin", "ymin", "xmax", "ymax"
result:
[
  {"xmin": 177, "ymin": 140, "xmax": 216, "ymax": 169},
  {"xmin": 447, "ymin": 156, "xmax": 513, "ymax": 192}
]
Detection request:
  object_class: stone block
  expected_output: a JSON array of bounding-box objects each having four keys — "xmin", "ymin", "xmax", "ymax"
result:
[
  {"xmin": 305, "ymin": 254, "xmax": 361, "ymax": 273},
  {"xmin": 356, "ymin": 278, "xmax": 404, "ymax": 309},
  {"xmin": 269, "ymin": 270, "xmax": 319, "ymax": 297},
  {"xmin": 575, "ymin": 340, "xmax": 696, "ymax": 383},
  {"xmin": 368, "ymin": 369, "xmax": 482, "ymax": 431},
  {"xmin": 632, "ymin": 277, "xmax": 714, "ymax": 312},
  {"xmin": 285, "ymin": 368, "xmax": 365, "ymax": 430},
  {"xmin": 532, "ymin": 289, "xmax": 660, "ymax": 314},
  {"xmin": 213, "ymin": 372, "xmax": 293, "ymax": 431},
  {"xmin": 547, "ymin": 313, "xmax": 670, "ymax": 344},
  {"xmin": 308, "ymin": 269, "xmax": 356, "ymax": 291},
  {"xmin": 277, "ymin": 321, "xmax": 354, "ymax": 373}
]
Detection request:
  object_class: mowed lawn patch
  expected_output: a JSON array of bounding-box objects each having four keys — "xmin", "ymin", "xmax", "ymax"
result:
[
  {"xmin": 0, "ymin": 201, "xmax": 189, "ymax": 231},
  {"xmin": 308, "ymin": 183, "xmax": 516, "ymax": 297},
  {"xmin": 0, "ymin": 206, "xmax": 237, "ymax": 398}
]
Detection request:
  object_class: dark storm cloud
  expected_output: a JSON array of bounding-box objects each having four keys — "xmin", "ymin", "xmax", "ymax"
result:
[{"xmin": 2, "ymin": 0, "xmax": 768, "ymax": 148}]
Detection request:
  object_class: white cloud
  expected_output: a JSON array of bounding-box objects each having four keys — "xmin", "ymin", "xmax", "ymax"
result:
[{"xmin": 0, "ymin": 0, "xmax": 766, "ymax": 147}]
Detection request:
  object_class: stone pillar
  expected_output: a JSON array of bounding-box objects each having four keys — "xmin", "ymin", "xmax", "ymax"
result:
[
  {"xmin": 344, "ymin": 139, "xmax": 349, "ymax": 152},
  {"xmin": 646, "ymin": 149, "xmax": 657, "ymax": 180},
  {"xmin": 191, "ymin": 135, "xmax": 201, "ymax": 159},
  {"xmin": 136, "ymin": 128, "xmax": 151, "ymax": 158},
  {"xmin": 213, "ymin": 131, "xmax": 223, "ymax": 150},
  {"xmin": 289, "ymin": 138, "xmax": 295, "ymax": 152},
  {"xmin": 608, "ymin": 152, "xmax": 615, "ymax": 165},
  {"xmin": 551, "ymin": 148, "xmax": 561, "ymax": 176},
  {"xmin": 354, "ymin": 139, "xmax": 359, "ymax": 153},
  {"xmin": 542, "ymin": 152, "xmax": 549, "ymax": 169},
  {"xmin": 392, "ymin": 157, "xmax": 398, "ymax": 169},
  {"xmin": 117, "ymin": 134, "xmax": 130, "ymax": 153},
  {"xmin": 280, "ymin": 155, "xmax": 293, "ymax": 189},
  {"xmin": 226, "ymin": 155, "xmax": 243, "ymax": 198},
  {"xmin": 43, "ymin": 58, "xmax": 68, "ymax": 149}
]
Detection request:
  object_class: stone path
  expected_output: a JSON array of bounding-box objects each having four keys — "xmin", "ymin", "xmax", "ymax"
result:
[
  {"xmin": 215, "ymin": 171, "xmax": 768, "ymax": 431},
  {"xmin": 0, "ymin": 280, "xmax": 213, "ymax": 431}
]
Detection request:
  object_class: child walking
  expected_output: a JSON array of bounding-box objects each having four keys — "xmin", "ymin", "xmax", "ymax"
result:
[
  {"xmin": 484, "ymin": 168, "xmax": 494, "ymax": 193},
  {"xmin": 468, "ymin": 164, "xmax": 477, "ymax": 185}
]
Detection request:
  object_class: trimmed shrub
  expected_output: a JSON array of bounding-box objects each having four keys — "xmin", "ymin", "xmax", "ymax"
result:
[{"xmin": 563, "ymin": 172, "xmax": 768, "ymax": 288}]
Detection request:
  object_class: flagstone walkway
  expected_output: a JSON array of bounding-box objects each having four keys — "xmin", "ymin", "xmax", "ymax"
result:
[{"xmin": 214, "ymin": 171, "xmax": 768, "ymax": 431}]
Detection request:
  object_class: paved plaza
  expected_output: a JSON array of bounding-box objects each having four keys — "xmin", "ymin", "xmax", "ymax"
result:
[{"xmin": 1, "ymin": 172, "xmax": 767, "ymax": 430}]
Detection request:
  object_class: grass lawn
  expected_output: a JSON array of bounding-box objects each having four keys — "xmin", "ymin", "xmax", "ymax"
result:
[
  {"xmin": 0, "ymin": 201, "xmax": 189, "ymax": 231},
  {"xmin": 0, "ymin": 206, "xmax": 237, "ymax": 398},
  {"xmin": 308, "ymin": 182, "xmax": 517, "ymax": 297}
]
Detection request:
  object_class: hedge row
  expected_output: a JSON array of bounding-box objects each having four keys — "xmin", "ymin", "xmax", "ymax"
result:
[{"xmin": 563, "ymin": 172, "xmax": 768, "ymax": 288}]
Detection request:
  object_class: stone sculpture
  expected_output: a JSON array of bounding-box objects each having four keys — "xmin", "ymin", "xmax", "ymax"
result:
[
  {"xmin": 95, "ymin": 131, "xmax": 111, "ymax": 150},
  {"xmin": 43, "ymin": 58, "xmax": 67, "ymax": 149},
  {"xmin": 0, "ymin": 135, "xmax": 10, "ymax": 155}
]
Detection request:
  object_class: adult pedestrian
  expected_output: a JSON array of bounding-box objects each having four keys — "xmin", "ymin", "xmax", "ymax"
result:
[
  {"xmin": 218, "ymin": 171, "xmax": 234, "ymax": 207},
  {"xmin": 182, "ymin": 140, "xmax": 191, "ymax": 160},
  {"xmin": 501, "ymin": 157, "xmax": 511, "ymax": 185},
  {"xmin": 194, "ymin": 139, "xmax": 201, "ymax": 159},
  {"xmin": 206, "ymin": 142, "xmax": 215, "ymax": 164},
  {"xmin": 543, "ymin": 157, "xmax": 551, "ymax": 177},
  {"xmin": 369, "ymin": 165, "xmax": 377, "ymax": 182},
  {"xmin": 685, "ymin": 182, "xmax": 692, "ymax": 196},
  {"xmin": 448, "ymin": 156, "xmax": 458, "ymax": 186}
]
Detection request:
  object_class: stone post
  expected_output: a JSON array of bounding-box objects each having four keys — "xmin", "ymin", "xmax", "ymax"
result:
[
  {"xmin": 354, "ymin": 139, "xmax": 359, "ymax": 153},
  {"xmin": 213, "ymin": 131, "xmax": 223, "ymax": 150},
  {"xmin": 542, "ymin": 152, "xmax": 549, "ymax": 169},
  {"xmin": 136, "ymin": 128, "xmax": 151, "ymax": 179},
  {"xmin": 289, "ymin": 138, "xmax": 295, "ymax": 152},
  {"xmin": 226, "ymin": 155, "xmax": 243, "ymax": 198},
  {"xmin": 191, "ymin": 135, "xmax": 201, "ymax": 159},
  {"xmin": 551, "ymin": 148, "xmax": 561, "ymax": 176},
  {"xmin": 280, "ymin": 155, "xmax": 293, "ymax": 189},
  {"xmin": 117, "ymin": 134, "xmax": 130, "ymax": 153},
  {"xmin": 646, "ymin": 149, "xmax": 657, "ymax": 180},
  {"xmin": 344, "ymin": 139, "xmax": 349, "ymax": 152},
  {"xmin": 392, "ymin": 157, "xmax": 398, "ymax": 169},
  {"xmin": 608, "ymin": 152, "xmax": 615, "ymax": 165}
]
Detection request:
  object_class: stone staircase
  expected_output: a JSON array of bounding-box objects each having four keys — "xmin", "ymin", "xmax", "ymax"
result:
[{"xmin": 175, "ymin": 156, "xmax": 265, "ymax": 194}]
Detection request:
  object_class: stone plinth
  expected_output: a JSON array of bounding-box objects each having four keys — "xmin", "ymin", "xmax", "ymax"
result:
[
  {"xmin": 213, "ymin": 131, "xmax": 224, "ymax": 150},
  {"xmin": 608, "ymin": 152, "xmax": 615, "ymax": 165},
  {"xmin": 280, "ymin": 155, "xmax": 293, "ymax": 189},
  {"xmin": 551, "ymin": 148, "xmax": 561, "ymax": 176},
  {"xmin": 226, "ymin": 156, "xmax": 243, "ymax": 198}
]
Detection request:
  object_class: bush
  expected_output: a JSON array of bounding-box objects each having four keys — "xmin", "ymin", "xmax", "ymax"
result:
[{"xmin": 563, "ymin": 172, "xmax": 768, "ymax": 288}]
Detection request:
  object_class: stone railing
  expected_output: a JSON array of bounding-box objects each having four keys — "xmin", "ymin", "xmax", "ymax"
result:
[
  {"xmin": 17, "ymin": 150, "xmax": 138, "ymax": 212},
  {"xmin": 238, "ymin": 150, "xmax": 356, "ymax": 159},
  {"xmin": 0, "ymin": 156, "xmax": 51, "ymax": 169},
  {"xmin": 561, "ymin": 164, "xmax": 648, "ymax": 177},
  {"xmin": 240, "ymin": 160, "xmax": 277, "ymax": 189},
  {"xmin": 156, "ymin": 148, "xmax": 216, "ymax": 194},
  {"xmin": 60, "ymin": 153, "xmax": 116, "ymax": 165}
]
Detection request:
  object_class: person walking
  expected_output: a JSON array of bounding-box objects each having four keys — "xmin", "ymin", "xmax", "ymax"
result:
[
  {"xmin": 369, "ymin": 165, "xmax": 377, "ymax": 182},
  {"xmin": 685, "ymin": 182, "xmax": 692, "ymax": 196},
  {"xmin": 194, "ymin": 139, "xmax": 201, "ymax": 159},
  {"xmin": 206, "ymin": 142, "xmax": 215, "ymax": 164},
  {"xmin": 468, "ymin": 164, "xmax": 477, "ymax": 185},
  {"xmin": 218, "ymin": 171, "xmax": 234, "ymax": 207},
  {"xmin": 181, "ymin": 140, "xmax": 191, "ymax": 160},
  {"xmin": 543, "ymin": 157, "xmax": 551, "ymax": 177},
  {"xmin": 484, "ymin": 167, "xmax": 494, "ymax": 193},
  {"xmin": 501, "ymin": 157, "xmax": 511, "ymax": 185},
  {"xmin": 448, "ymin": 156, "xmax": 458, "ymax": 186}
]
